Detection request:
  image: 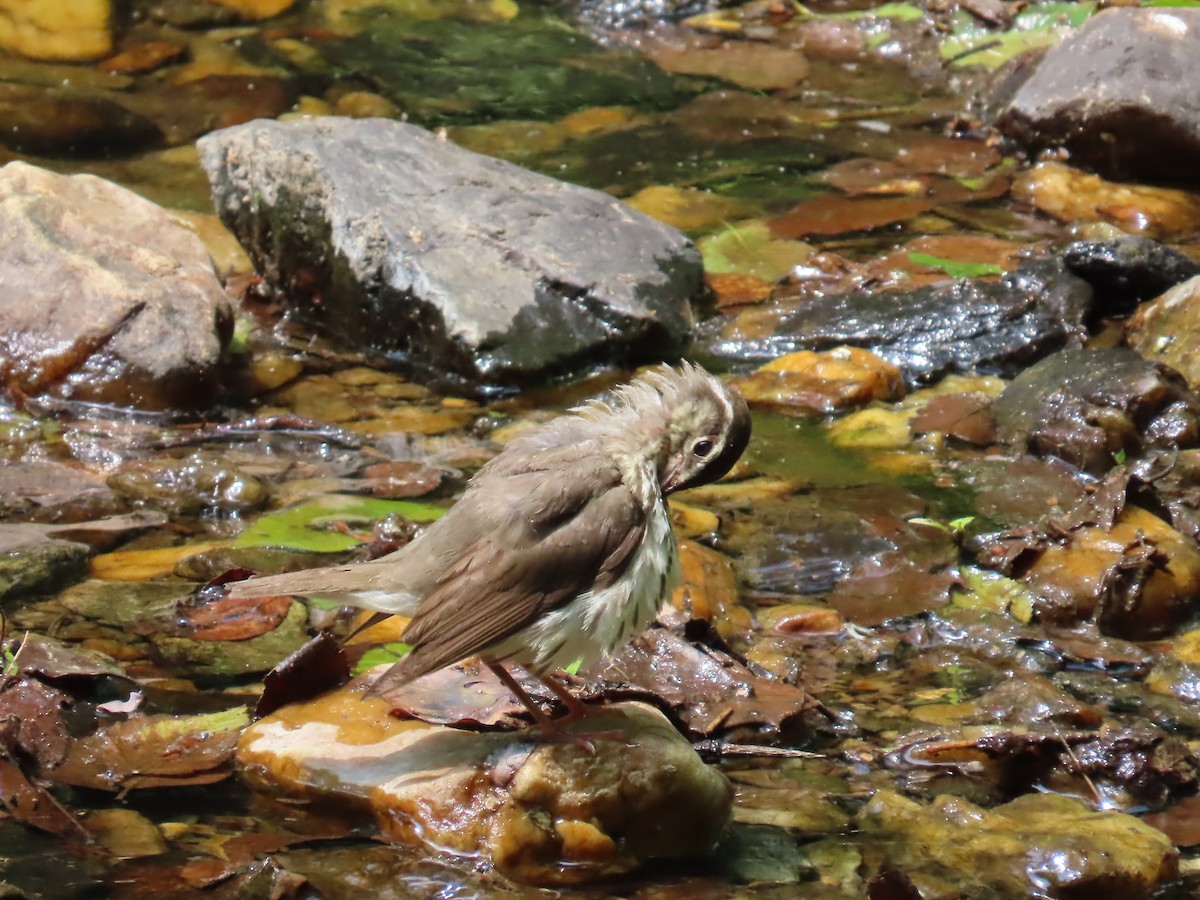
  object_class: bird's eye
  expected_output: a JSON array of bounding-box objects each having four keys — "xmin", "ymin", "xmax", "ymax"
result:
[{"xmin": 693, "ymin": 439, "xmax": 715, "ymax": 458}]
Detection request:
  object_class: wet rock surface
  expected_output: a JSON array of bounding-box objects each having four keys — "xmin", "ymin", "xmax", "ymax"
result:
[
  {"xmin": 858, "ymin": 790, "xmax": 1177, "ymax": 898},
  {"xmin": 1128, "ymin": 275, "xmax": 1200, "ymax": 390},
  {"xmin": 0, "ymin": 84, "xmax": 162, "ymax": 157},
  {"xmin": 997, "ymin": 8, "xmax": 1200, "ymax": 187},
  {"xmin": 238, "ymin": 676, "xmax": 732, "ymax": 884},
  {"xmin": 0, "ymin": 0, "xmax": 112, "ymax": 62},
  {"xmin": 1064, "ymin": 236, "xmax": 1200, "ymax": 316},
  {"xmin": 991, "ymin": 348, "xmax": 1200, "ymax": 474},
  {"xmin": 0, "ymin": 162, "xmax": 233, "ymax": 410},
  {"xmin": 697, "ymin": 258, "xmax": 1091, "ymax": 385},
  {"xmin": 199, "ymin": 118, "xmax": 701, "ymax": 390}
]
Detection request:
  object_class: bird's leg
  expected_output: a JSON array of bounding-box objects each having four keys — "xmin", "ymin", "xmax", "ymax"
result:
[
  {"xmin": 484, "ymin": 660, "xmax": 573, "ymax": 741},
  {"xmin": 534, "ymin": 669, "xmax": 590, "ymax": 723}
]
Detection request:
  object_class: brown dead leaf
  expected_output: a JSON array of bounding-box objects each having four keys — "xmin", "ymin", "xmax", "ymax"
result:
[
  {"xmin": 828, "ymin": 552, "xmax": 955, "ymax": 626},
  {"xmin": 823, "ymin": 158, "xmax": 931, "ymax": 197},
  {"xmin": 0, "ymin": 678, "xmax": 71, "ymax": 769},
  {"xmin": 706, "ymin": 272, "xmax": 774, "ymax": 309},
  {"xmin": 0, "ymin": 757, "xmax": 87, "ymax": 839},
  {"xmin": 48, "ymin": 708, "xmax": 248, "ymax": 791},
  {"xmin": 380, "ymin": 661, "xmax": 559, "ymax": 729},
  {"xmin": 910, "ymin": 394, "xmax": 997, "ymax": 445},
  {"xmin": 179, "ymin": 594, "xmax": 294, "ymax": 641},
  {"xmin": 257, "ymin": 632, "xmax": 350, "ymax": 719},
  {"xmin": 589, "ymin": 629, "xmax": 816, "ymax": 742},
  {"xmin": 769, "ymin": 175, "xmax": 1009, "ymax": 239},
  {"xmin": 1143, "ymin": 792, "xmax": 1200, "ymax": 847},
  {"xmin": 362, "ymin": 460, "xmax": 445, "ymax": 499},
  {"xmin": 896, "ymin": 135, "xmax": 1001, "ymax": 179},
  {"xmin": 642, "ymin": 34, "xmax": 810, "ymax": 91}
]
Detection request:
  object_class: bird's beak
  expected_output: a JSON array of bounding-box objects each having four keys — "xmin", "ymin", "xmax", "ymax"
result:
[{"xmin": 660, "ymin": 454, "xmax": 686, "ymax": 495}]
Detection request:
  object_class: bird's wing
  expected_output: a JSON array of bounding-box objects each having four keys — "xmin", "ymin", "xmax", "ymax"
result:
[{"xmin": 367, "ymin": 481, "xmax": 646, "ymax": 696}]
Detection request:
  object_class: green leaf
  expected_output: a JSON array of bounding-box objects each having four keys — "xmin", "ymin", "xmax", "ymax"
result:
[
  {"xmin": 234, "ymin": 495, "xmax": 444, "ymax": 552},
  {"xmin": 907, "ymin": 252, "xmax": 1004, "ymax": 279},
  {"xmin": 353, "ymin": 642, "xmax": 412, "ymax": 675},
  {"xmin": 562, "ymin": 657, "xmax": 584, "ymax": 676},
  {"xmin": 826, "ymin": 2, "xmax": 924, "ymax": 21},
  {"xmin": 699, "ymin": 220, "xmax": 814, "ymax": 282}
]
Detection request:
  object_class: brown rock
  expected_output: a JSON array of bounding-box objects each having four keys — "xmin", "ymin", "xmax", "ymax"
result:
[
  {"xmin": 1022, "ymin": 506, "xmax": 1200, "ymax": 639},
  {"xmin": 1128, "ymin": 275, "xmax": 1200, "ymax": 389},
  {"xmin": 1013, "ymin": 161, "xmax": 1200, "ymax": 241},
  {"xmin": 735, "ymin": 347, "xmax": 905, "ymax": 416},
  {"xmin": 0, "ymin": 0, "xmax": 112, "ymax": 62},
  {"xmin": 0, "ymin": 83, "xmax": 161, "ymax": 157},
  {"xmin": 0, "ymin": 162, "xmax": 233, "ymax": 409}
]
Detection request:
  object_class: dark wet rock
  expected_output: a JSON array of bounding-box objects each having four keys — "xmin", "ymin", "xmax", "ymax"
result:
[
  {"xmin": 1128, "ymin": 275, "xmax": 1200, "ymax": 390},
  {"xmin": 1063, "ymin": 237, "xmax": 1200, "ymax": 316},
  {"xmin": 128, "ymin": 75, "xmax": 295, "ymax": 148},
  {"xmin": 200, "ymin": 118, "xmax": 700, "ymax": 389},
  {"xmin": 696, "ymin": 259, "xmax": 1091, "ymax": 386},
  {"xmin": 0, "ymin": 162, "xmax": 233, "ymax": 410},
  {"xmin": 997, "ymin": 8, "xmax": 1200, "ymax": 187},
  {"xmin": 992, "ymin": 348, "xmax": 1200, "ymax": 474},
  {"xmin": 0, "ymin": 540, "xmax": 89, "ymax": 603},
  {"xmin": 1130, "ymin": 448, "xmax": 1200, "ymax": 542},
  {"xmin": 0, "ymin": 84, "xmax": 161, "ymax": 157},
  {"xmin": 554, "ymin": 0, "xmax": 732, "ymax": 30}
]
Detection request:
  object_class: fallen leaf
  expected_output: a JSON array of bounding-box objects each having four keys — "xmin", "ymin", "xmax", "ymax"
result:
[
  {"xmin": 257, "ymin": 632, "xmax": 350, "ymax": 718},
  {"xmin": 179, "ymin": 594, "xmax": 294, "ymax": 642}
]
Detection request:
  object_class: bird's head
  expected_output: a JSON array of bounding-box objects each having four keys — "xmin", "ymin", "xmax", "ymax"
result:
[{"xmin": 650, "ymin": 362, "xmax": 751, "ymax": 494}]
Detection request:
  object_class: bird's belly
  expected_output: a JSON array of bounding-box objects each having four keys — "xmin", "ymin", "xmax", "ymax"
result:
[{"xmin": 494, "ymin": 500, "xmax": 679, "ymax": 673}]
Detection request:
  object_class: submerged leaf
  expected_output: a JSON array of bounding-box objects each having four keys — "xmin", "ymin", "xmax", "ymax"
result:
[
  {"xmin": 234, "ymin": 495, "xmax": 443, "ymax": 552},
  {"xmin": 906, "ymin": 252, "xmax": 1004, "ymax": 278}
]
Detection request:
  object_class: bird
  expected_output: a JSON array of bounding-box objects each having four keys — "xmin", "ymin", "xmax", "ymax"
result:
[{"xmin": 226, "ymin": 362, "xmax": 751, "ymax": 738}]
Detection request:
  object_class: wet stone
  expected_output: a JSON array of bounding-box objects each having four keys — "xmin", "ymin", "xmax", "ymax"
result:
[
  {"xmin": 199, "ymin": 117, "xmax": 700, "ymax": 389},
  {"xmin": 1128, "ymin": 276, "xmax": 1200, "ymax": 390},
  {"xmin": 697, "ymin": 258, "xmax": 1091, "ymax": 387},
  {"xmin": 858, "ymin": 790, "xmax": 1177, "ymax": 898},
  {"xmin": 0, "ymin": 540, "xmax": 89, "ymax": 603},
  {"xmin": 0, "ymin": 0, "xmax": 112, "ymax": 62},
  {"xmin": 991, "ymin": 347, "xmax": 1200, "ymax": 474},
  {"xmin": 0, "ymin": 84, "xmax": 161, "ymax": 157},
  {"xmin": 237, "ymin": 677, "xmax": 732, "ymax": 884},
  {"xmin": 1012, "ymin": 161, "xmax": 1200, "ymax": 242},
  {"xmin": 106, "ymin": 457, "xmax": 268, "ymax": 516},
  {"xmin": 997, "ymin": 7, "xmax": 1200, "ymax": 187},
  {"xmin": 1019, "ymin": 505, "xmax": 1200, "ymax": 640},
  {"xmin": 1063, "ymin": 236, "xmax": 1200, "ymax": 316},
  {"xmin": 0, "ymin": 162, "xmax": 233, "ymax": 410}
]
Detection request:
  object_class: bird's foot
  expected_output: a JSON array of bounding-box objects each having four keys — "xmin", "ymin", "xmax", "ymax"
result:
[
  {"xmin": 485, "ymin": 661, "xmax": 630, "ymax": 751},
  {"xmin": 532, "ymin": 721, "xmax": 631, "ymax": 753}
]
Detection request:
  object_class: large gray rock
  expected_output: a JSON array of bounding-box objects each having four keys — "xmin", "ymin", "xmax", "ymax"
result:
[
  {"xmin": 997, "ymin": 8, "xmax": 1200, "ymax": 186},
  {"xmin": 0, "ymin": 162, "xmax": 233, "ymax": 410},
  {"xmin": 198, "ymin": 118, "xmax": 701, "ymax": 389}
]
